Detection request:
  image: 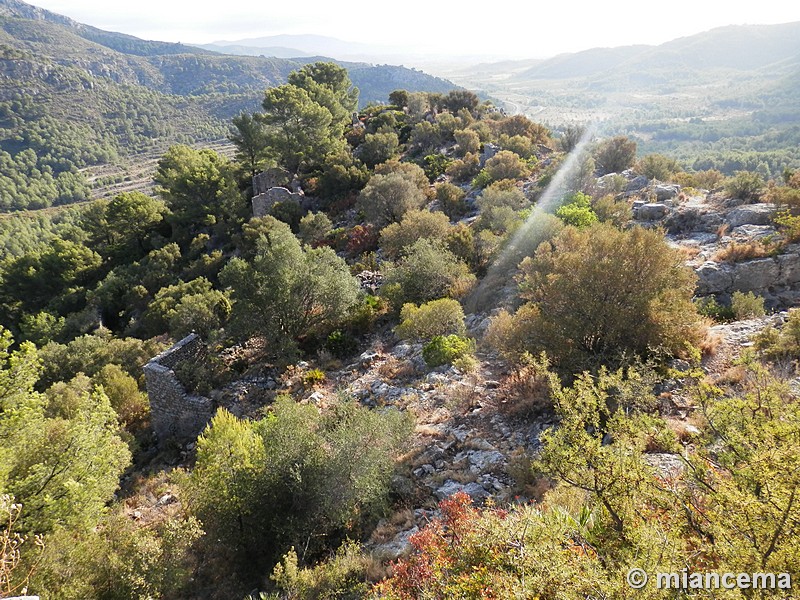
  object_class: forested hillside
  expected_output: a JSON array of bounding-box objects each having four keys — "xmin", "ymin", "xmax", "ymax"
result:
[
  {"xmin": 0, "ymin": 0, "xmax": 458, "ymax": 211},
  {"xmin": 2, "ymin": 45, "xmax": 800, "ymax": 598},
  {"xmin": 451, "ymin": 22, "xmax": 800, "ymax": 179}
]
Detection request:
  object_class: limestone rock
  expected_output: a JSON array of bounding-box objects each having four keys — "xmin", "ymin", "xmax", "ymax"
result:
[
  {"xmin": 636, "ymin": 203, "xmax": 669, "ymax": 221},
  {"xmin": 731, "ymin": 258, "xmax": 780, "ymax": 292},
  {"xmin": 726, "ymin": 203, "xmax": 776, "ymax": 227},
  {"xmin": 695, "ymin": 261, "xmax": 734, "ymax": 295},
  {"xmin": 653, "ymin": 184, "xmax": 680, "ymax": 201},
  {"xmin": 625, "ymin": 175, "xmax": 649, "ymax": 192}
]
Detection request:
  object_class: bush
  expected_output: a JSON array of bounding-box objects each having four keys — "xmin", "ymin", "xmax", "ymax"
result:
[
  {"xmin": 731, "ymin": 290, "xmax": 766, "ymax": 319},
  {"xmin": 453, "ymin": 129, "xmax": 480, "ymax": 156},
  {"xmin": 379, "ymin": 210, "xmax": 451, "ymax": 259},
  {"xmin": 356, "ymin": 173, "xmax": 427, "ymax": 227},
  {"xmin": 555, "ymin": 192, "xmax": 597, "ymax": 228},
  {"xmin": 592, "ymin": 194, "xmax": 632, "ymax": 227},
  {"xmin": 220, "ymin": 217, "xmax": 360, "ymax": 359},
  {"xmin": 754, "ymin": 308, "xmax": 800, "ymax": 360},
  {"xmin": 446, "ymin": 153, "xmax": 480, "ymax": 183},
  {"xmin": 394, "ymin": 298, "xmax": 466, "ymax": 341},
  {"xmin": 712, "ymin": 239, "xmax": 781, "ymax": 262},
  {"xmin": 301, "ymin": 368, "xmax": 326, "ymax": 388},
  {"xmin": 357, "ymin": 132, "xmax": 399, "ymax": 168},
  {"xmin": 435, "ymin": 182, "xmax": 467, "ymax": 218},
  {"xmin": 695, "ymin": 296, "xmax": 734, "ymax": 322},
  {"xmin": 381, "ymin": 239, "xmax": 475, "ymax": 307},
  {"xmin": 636, "ymin": 153, "xmax": 679, "ymax": 180},
  {"xmin": 594, "ymin": 136, "xmax": 637, "ymax": 175},
  {"xmin": 184, "ymin": 398, "xmax": 412, "ymax": 573},
  {"xmin": 422, "ymin": 154, "xmax": 452, "ymax": 181},
  {"xmin": 724, "ymin": 171, "xmax": 764, "ymax": 202},
  {"xmin": 487, "ymin": 223, "xmax": 704, "ymax": 372},
  {"xmin": 774, "ymin": 210, "xmax": 800, "ymax": 242},
  {"xmin": 422, "ymin": 334, "xmax": 475, "ymax": 367},
  {"xmin": 298, "ymin": 212, "xmax": 333, "ymax": 246},
  {"xmin": 483, "ymin": 150, "xmax": 530, "ymax": 182}
]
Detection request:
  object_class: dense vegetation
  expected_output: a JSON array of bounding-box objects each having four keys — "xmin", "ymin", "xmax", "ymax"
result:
[
  {"xmin": 0, "ymin": 1, "xmax": 458, "ymax": 212},
  {"xmin": 2, "ymin": 36, "xmax": 800, "ymax": 599}
]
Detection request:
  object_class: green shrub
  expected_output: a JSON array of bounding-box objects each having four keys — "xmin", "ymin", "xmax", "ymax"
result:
[
  {"xmin": 470, "ymin": 169, "xmax": 493, "ymax": 189},
  {"xmin": 487, "ymin": 223, "xmax": 704, "ymax": 372},
  {"xmin": 435, "ymin": 182, "xmax": 467, "ymax": 218},
  {"xmin": 325, "ymin": 330, "xmax": 358, "ymax": 358},
  {"xmin": 379, "ymin": 210, "xmax": 452, "ymax": 260},
  {"xmin": 724, "ymin": 171, "xmax": 764, "ymax": 201},
  {"xmin": 301, "ymin": 368, "xmax": 326, "ymax": 388},
  {"xmin": 555, "ymin": 192, "xmax": 598, "ymax": 228},
  {"xmin": 731, "ymin": 290, "xmax": 766, "ymax": 319},
  {"xmin": 394, "ymin": 298, "xmax": 466, "ymax": 341},
  {"xmin": 381, "ymin": 239, "xmax": 475, "ymax": 308},
  {"xmin": 422, "ymin": 334, "xmax": 475, "ymax": 367},
  {"xmin": 423, "ymin": 154, "xmax": 452, "ymax": 181},
  {"xmin": 754, "ymin": 309, "xmax": 800, "ymax": 360},
  {"xmin": 592, "ymin": 194, "xmax": 632, "ymax": 227},
  {"xmin": 695, "ymin": 296, "xmax": 734, "ymax": 322}
]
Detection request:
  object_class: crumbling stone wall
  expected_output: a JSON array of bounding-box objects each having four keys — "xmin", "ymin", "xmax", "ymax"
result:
[
  {"xmin": 252, "ymin": 186, "xmax": 304, "ymax": 218},
  {"xmin": 253, "ymin": 167, "xmax": 291, "ymax": 195},
  {"xmin": 143, "ymin": 333, "xmax": 214, "ymax": 443}
]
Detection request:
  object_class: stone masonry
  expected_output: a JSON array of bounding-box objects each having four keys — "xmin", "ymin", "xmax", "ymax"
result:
[
  {"xmin": 252, "ymin": 186, "xmax": 304, "ymax": 218},
  {"xmin": 143, "ymin": 333, "xmax": 215, "ymax": 444}
]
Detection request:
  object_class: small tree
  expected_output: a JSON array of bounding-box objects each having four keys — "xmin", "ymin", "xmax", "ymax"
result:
[
  {"xmin": 357, "ymin": 132, "xmax": 399, "ymax": 168},
  {"xmin": 379, "ymin": 209, "xmax": 452, "ymax": 259},
  {"xmin": 395, "ymin": 298, "xmax": 466, "ymax": 341},
  {"xmin": 220, "ymin": 217, "xmax": 360, "ymax": 357},
  {"xmin": 594, "ymin": 136, "xmax": 637, "ymax": 176},
  {"xmin": 356, "ymin": 173, "xmax": 427, "ymax": 227},
  {"xmin": 488, "ymin": 223, "xmax": 704, "ymax": 372}
]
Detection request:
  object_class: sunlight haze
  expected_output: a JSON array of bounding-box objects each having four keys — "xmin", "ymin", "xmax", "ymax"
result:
[{"xmin": 26, "ymin": 0, "xmax": 800, "ymax": 60}]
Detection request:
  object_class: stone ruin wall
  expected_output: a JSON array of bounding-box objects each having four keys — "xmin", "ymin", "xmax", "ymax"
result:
[{"xmin": 143, "ymin": 333, "xmax": 214, "ymax": 444}]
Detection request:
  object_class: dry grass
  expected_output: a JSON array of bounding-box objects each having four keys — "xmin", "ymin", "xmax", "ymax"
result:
[
  {"xmin": 495, "ymin": 363, "xmax": 553, "ymax": 418},
  {"xmin": 377, "ymin": 356, "xmax": 419, "ymax": 382},
  {"xmin": 675, "ymin": 245, "xmax": 701, "ymax": 260},
  {"xmin": 699, "ymin": 327, "xmax": 724, "ymax": 357},
  {"xmin": 712, "ymin": 240, "xmax": 781, "ymax": 263}
]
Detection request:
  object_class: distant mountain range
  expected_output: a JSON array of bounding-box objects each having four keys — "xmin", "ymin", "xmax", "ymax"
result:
[
  {"xmin": 512, "ymin": 22, "xmax": 800, "ymax": 83},
  {"xmin": 0, "ymin": 0, "xmax": 458, "ymax": 102},
  {"xmin": 0, "ymin": 0, "xmax": 459, "ymax": 211}
]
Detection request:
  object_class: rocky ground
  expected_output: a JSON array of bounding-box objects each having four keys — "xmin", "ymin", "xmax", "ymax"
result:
[{"xmin": 127, "ymin": 172, "xmax": 800, "ymax": 560}]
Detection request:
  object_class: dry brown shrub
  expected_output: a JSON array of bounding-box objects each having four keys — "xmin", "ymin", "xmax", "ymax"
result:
[{"xmin": 712, "ymin": 240, "xmax": 781, "ymax": 263}]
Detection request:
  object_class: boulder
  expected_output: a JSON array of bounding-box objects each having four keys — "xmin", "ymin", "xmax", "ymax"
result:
[
  {"xmin": 636, "ymin": 203, "xmax": 669, "ymax": 221},
  {"xmin": 695, "ymin": 261, "xmax": 734, "ymax": 295},
  {"xmin": 778, "ymin": 251, "xmax": 800, "ymax": 286},
  {"xmin": 731, "ymin": 258, "xmax": 780, "ymax": 292},
  {"xmin": 653, "ymin": 184, "xmax": 680, "ymax": 201},
  {"xmin": 725, "ymin": 203, "xmax": 776, "ymax": 227},
  {"xmin": 625, "ymin": 175, "xmax": 649, "ymax": 192},
  {"xmin": 730, "ymin": 224, "xmax": 778, "ymax": 241}
]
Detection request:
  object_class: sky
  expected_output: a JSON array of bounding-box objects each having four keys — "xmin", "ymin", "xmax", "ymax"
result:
[{"xmin": 26, "ymin": 0, "xmax": 800, "ymax": 60}]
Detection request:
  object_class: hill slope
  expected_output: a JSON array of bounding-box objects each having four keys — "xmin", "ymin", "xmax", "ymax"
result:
[{"xmin": 0, "ymin": 0, "xmax": 458, "ymax": 212}]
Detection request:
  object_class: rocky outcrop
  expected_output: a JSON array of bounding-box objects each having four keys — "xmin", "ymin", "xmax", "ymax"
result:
[
  {"xmin": 725, "ymin": 203, "xmax": 776, "ymax": 227},
  {"xmin": 694, "ymin": 244, "xmax": 800, "ymax": 305}
]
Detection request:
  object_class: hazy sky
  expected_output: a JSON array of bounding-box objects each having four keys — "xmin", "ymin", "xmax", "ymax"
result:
[{"xmin": 28, "ymin": 0, "xmax": 800, "ymax": 59}]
